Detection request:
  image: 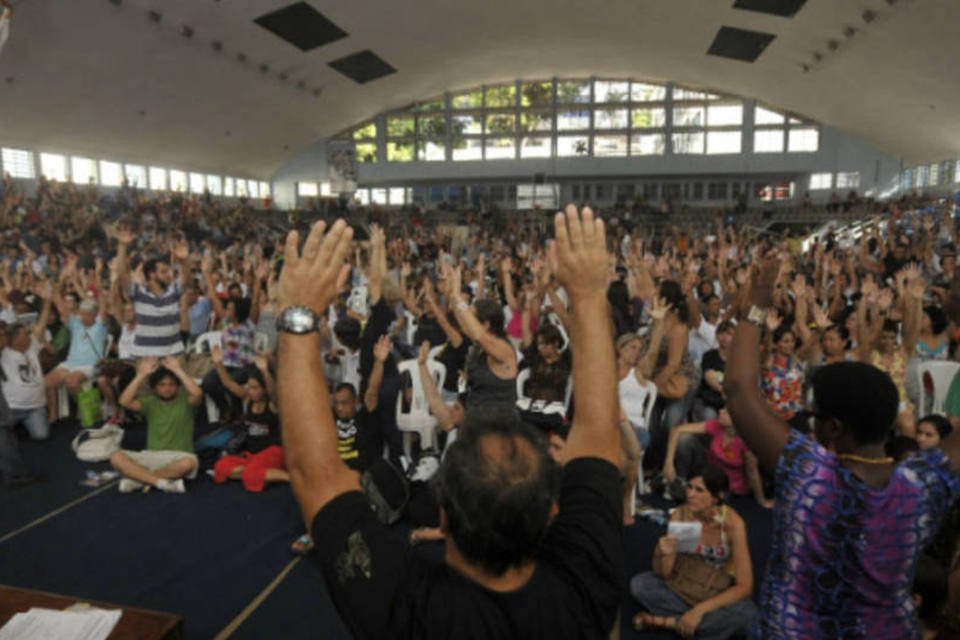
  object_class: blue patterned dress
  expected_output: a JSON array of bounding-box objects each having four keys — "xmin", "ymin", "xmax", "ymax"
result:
[{"xmin": 754, "ymin": 431, "xmax": 960, "ymax": 639}]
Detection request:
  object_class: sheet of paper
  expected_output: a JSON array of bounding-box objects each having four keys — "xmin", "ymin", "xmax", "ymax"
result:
[
  {"xmin": 668, "ymin": 521, "xmax": 703, "ymax": 554},
  {"xmin": 0, "ymin": 607, "xmax": 122, "ymax": 640}
]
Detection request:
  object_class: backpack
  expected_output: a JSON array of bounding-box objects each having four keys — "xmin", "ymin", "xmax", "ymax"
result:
[{"xmin": 361, "ymin": 458, "xmax": 409, "ymax": 525}]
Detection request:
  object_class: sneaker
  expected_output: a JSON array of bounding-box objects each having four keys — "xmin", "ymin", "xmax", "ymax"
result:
[
  {"xmin": 155, "ymin": 478, "xmax": 186, "ymax": 494},
  {"xmin": 119, "ymin": 478, "xmax": 144, "ymax": 493}
]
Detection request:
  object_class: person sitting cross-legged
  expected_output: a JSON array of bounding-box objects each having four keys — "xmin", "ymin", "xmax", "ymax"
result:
[{"xmin": 109, "ymin": 356, "xmax": 202, "ymax": 493}]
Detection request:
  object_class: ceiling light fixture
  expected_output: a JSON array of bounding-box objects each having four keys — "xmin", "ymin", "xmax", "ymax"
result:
[
  {"xmin": 862, "ymin": 9, "xmax": 877, "ymax": 22},
  {"xmin": 259, "ymin": 63, "xmax": 270, "ymax": 73},
  {"xmin": 843, "ymin": 26, "xmax": 856, "ymax": 38},
  {"xmin": 296, "ymin": 81, "xmax": 305, "ymax": 90},
  {"xmin": 211, "ymin": 40, "xmax": 223, "ymax": 52},
  {"xmin": 237, "ymin": 52, "xmax": 247, "ymax": 63},
  {"xmin": 812, "ymin": 52, "xmax": 823, "ymax": 62},
  {"xmin": 108, "ymin": 0, "xmax": 123, "ymax": 6},
  {"xmin": 312, "ymin": 89, "xmax": 321, "ymax": 98},
  {"xmin": 279, "ymin": 72, "xmax": 289, "ymax": 81},
  {"xmin": 827, "ymin": 39, "xmax": 839, "ymax": 51},
  {"xmin": 180, "ymin": 24, "xmax": 194, "ymax": 38},
  {"xmin": 147, "ymin": 10, "xmax": 162, "ymax": 23}
]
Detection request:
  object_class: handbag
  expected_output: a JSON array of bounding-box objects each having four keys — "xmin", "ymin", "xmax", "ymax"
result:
[
  {"xmin": 664, "ymin": 553, "xmax": 735, "ymax": 606},
  {"xmin": 72, "ymin": 423, "xmax": 124, "ymax": 462},
  {"xmin": 77, "ymin": 385, "xmax": 103, "ymax": 428}
]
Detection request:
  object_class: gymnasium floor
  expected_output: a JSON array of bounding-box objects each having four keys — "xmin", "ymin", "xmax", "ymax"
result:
[{"xmin": 0, "ymin": 423, "xmax": 771, "ymax": 639}]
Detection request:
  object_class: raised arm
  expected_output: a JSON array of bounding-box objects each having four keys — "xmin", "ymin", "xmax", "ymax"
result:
[
  {"xmin": 663, "ymin": 421, "xmax": 706, "ymax": 481},
  {"xmin": 417, "ymin": 341, "xmax": 455, "ymax": 431},
  {"xmin": 550, "ymin": 206, "xmax": 620, "ymax": 466},
  {"xmin": 162, "ymin": 356, "xmax": 203, "ymax": 406},
  {"xmin": 363, "ymin": 335, "xmax": 390, "ymax": 413},
  {"xmin": 723, "ymin": 255, "xmax": 792, "ymax": 471},
  {"xmin": 277, "ymin": 219, "xmax": 359, "ymax": 527},
  {"xmin": 115, "ymin": 225, "xmax": 134, "ymax": 295},
  {"xmin": 211, "ymin": 345, "xmax": 247, "ymax": 399},
  {"xmin": 119, "ymin": 357, "xmax": 158, "ymax": 413},
  {"xmin": 200, "ymin": 255, "xmax": 226, "ymax": 321},
  {"xmin": 423, "ymin": 277, "xmax": 463, "ymax": 348},
  {"xmin": 443, "ymin": 263, "xmax": 517, "ymax": 372},
  {"xmin": 252, "ymin": 353, "xmax": 276, "ymax": 404}
]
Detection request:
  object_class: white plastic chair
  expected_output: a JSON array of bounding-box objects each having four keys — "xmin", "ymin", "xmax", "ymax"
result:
[
  {"xmin": 403, "ymin": 310, "xmax": 417, "ymax": 346},
  {"xmin": 253, "ymin": 331, "xmax": 270, "ymax": 353},
  {"xmin": 515, "ymin": 368, "xmax": 568, "ymax": 416},
  {"xmin": 917, "ymin": 360, "xmax": 960, "ymax": 416},
  {"xmin": 193, "ymin": 331, "xmax": 222, "ymax": 423},
  {"xmin": 627, "ymin": 380, "xmax": 658, "ymax": 505},
  {"xmin": 395, "ymin": 358, "xmax": 446, "ymax": 460},
  {"xmin": 545, "ymin": 312, "xmax": 570, "ymax": 352}
]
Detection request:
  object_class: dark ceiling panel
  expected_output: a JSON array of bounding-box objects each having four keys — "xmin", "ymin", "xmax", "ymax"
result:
[
  {"xmin": 254, "ymin": 2, "xmax": 348, "ymax": 52},
  {"xmin": 733, "ymin": 0, "xmax": 808, "ymax": 18},
  {"xmin": 707, "ymin": 26, "xmax": 776, "ymax": 62},
  {"xmin": 328, "ymin": 50, "xmax": 397, "ymax": 84}
]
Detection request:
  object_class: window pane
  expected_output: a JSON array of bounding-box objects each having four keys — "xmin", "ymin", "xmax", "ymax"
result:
[
  {"xmin": 519, "ymin": 111, "xmax": 553, "ymax": 133},
  {"xmin": 593, "ymin": 134, "xmax": 628, "ymax": 157},
  {"xmin": 418, "ymin": 114, "xmax": 447, "ymax": 141},
  {"xmin": 484, "ymin": 85, "xmax": 516, "ymax": 108},
  {"xmin": 298, "ymin": 182, "xmax": 318, "ymax": 197},
  {"xmin": 557, "ymin": 109, "xmax": 590, "ymax": 131},
  {"xmin": 224, "ymin": 177, "xmax": 235, "ymax": 197},
  {"xmin": 674, "ymin": 88, "xmax": 708, "ymax": 100},
  {"xmin": 356, "ymin": 143, "xmax": 378, "ymax": 163},
  {"xmin": 413, "ymin": 99, "xmax": 444, "ymax": 112},
  {"xmin": 556, "ymin": 80, "xmax": 591, "ymax": 103},
  {"xmin": 371, "ymin": 188, "xmax": 387, "ymax": 206},
  {"xmin": 124, "ymin": 164, "xmax": 146, "ymax": 188},
  {"xmin": 248, "ymin": 180, "xmax": 259, "ymax": 198},
  {"xmin": 451, "ymin": 138, "xmax": 482, "ymax": 161},
  {"xmin": 485, "ymin": 113, "xmax": 515, "ymax": 136},
  {"xmin": 594, "ymin": 81, "xmax": 629, "ymax": 103},
  {"xmin": 707, "ymin": 104, "xmax": 742, "ymax": 127},
  {"xmin": 207, "ymin": 175, "xmax": 223, "ymax": 196},
  {"xmin": 189, "ymin": 172, "xmax": 205, "ymax": 194},
  {"xmin": 706, "ymin": 131, "xmax": 741, "ymax": 154},
  {"xmin": 320, "ymin": 182, "xmax": 332, "ymax": 197},
  {"xmin": 260, "ymin": 181, "xmax": 270, "ymax": 198},
  {"xmin": 631, "ymin": 107, "xmax": 666, "ymax": 129},
  {"xmin": 520, "ymin": 136, "xmax": 551, "ymax": 158},
  {"xmin": 630, "ymin": 82, "xmax": 666, "ymax": 102},
  {"xmin": 169, "ymin": 170, "xmax": 187, "ymax": 193},
  {"xmin": 520, "ymin": 82, "xmax": 552, "ymax": 107},
  {"xmin": 352, "ymin": 123, "xmax": 376, "ymax": 140},
  {"xmin": 755, "ymin": 106, "xmax": 785, "ymax": 125},
  {"xmin": 389, "ymin": 188, "xmax": 406, "ymax": 204},
  {"xmin": 484, "ymin": 137, "xmax": 515, "ymax": 160},
  {"xmin": 810, "ymin": 173, "xmax": 832, "ymax": 190},
  {"xmin": 836, "ymin": 172, "xmax": 860, "ymax": 189},
  {"xmin": 673, "ymin": 107, "xmax": 705, "ymax": 127},
  {"xmin": 788, "ymin": 128, "xmax": 819, "ymax": 152},
  {"xmin": 630, "ymin": 133, "xmax": 666, "ymax": 156},
  {"xmin": 452, "ymin": 113, "xmax": 483, "ymax": 135},
  {"xmin": 149, "ymin": 167, "xmax": 167, "ymax": 190},
  {"xmin": 236, "ymin": 178, "xmax": 248, "ymax": 197},
  {"xmin": 754, "ymin": 129, "xmax": 784, "ymax": 153},
  {"xmin": 417, "ymin": 140, "xmax": 445, "ymax": 161},
  {"xmin": 594, "ymin": 108, "xmax": 628, "ymax": 129},
  {"xmin": 451, "ymin": 90, "xmax": 483, "ymax": 109},
  {"xmin": 40, "ymin": 153, "xmax": 67, "ymax": 181},
  {"xmin": 387, "ymin": 141, "xmax": 416, "ymax": 162},
  {"xmin": 100, "ymin": 161, "xmax": 123, "ymax": 187},
  {"xmin": 355, "ymin": 189, "xmax": 370, "ymax": 206},
  {"xmin": 557, "ymin": 135, "xmax": 590, "ymax": 157},
  {"xmin": 672, "ymin": 132, "xmax": 704, "ymax": 154},
  {"xmin": 2, "ymin": 148, "xmax": 35, "ymax": 178},
  {"xmin": 71, "ymin": 157, "xmax": 97, "ymax": 184},
  {"xmin": 386, "ymin": 116, "xmax": 415, "ymax": 138}
]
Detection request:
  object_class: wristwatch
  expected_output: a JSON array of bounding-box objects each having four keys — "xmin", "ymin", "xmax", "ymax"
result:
[
  {"xmin": 745, "ymin": 305, "xmax": 768, "ymax": 327},
  {"xmin": 276, "ymin": 306, "xmax": 320, "ymax": 335}
]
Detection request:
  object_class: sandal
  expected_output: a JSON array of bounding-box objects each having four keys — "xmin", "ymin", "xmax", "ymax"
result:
[
  {"xmin": 290, "ymin": 533, "xmax": 313, "ymax": 556},
  {"xmin": 632, "ymin": 612, "xmax": 678, "ymax": 631}
]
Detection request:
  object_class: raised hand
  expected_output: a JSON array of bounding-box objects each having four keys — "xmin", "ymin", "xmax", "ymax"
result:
[
  {"xmin": 373, "ymin": 335, "xmax": 392, "ymax": 363},
  {"xmin": 439, "ymin": 262, "xmax": 462, "ymax": 300},
  {"xmin": 811, "ymin": 304, "xmax": 831, "ymax": 328},
  {"xmin": 137, "ymin": 356, "xmax": 159, "ymax": 376},
  {"xmin": 171, "ymin": 237, "xmax": 190, "ymax": 262},
  {"xmin": 417, "ymin": 340, "xmax": 430, "ymax": 365},
  {"xmin": 278, "ymin": 220, "xmax": 354, "ymax": 315},
  {"xmin": 211, "ymin": 344, "xmax": 223, "ymax": 365},
  {"xmin": 548, "ymin": 205, "xmax": 608, "ymax": 304},
  {"xmin": 750, "ymin": 252, "xmax": 781, "ymax": 308},
  {"xmin": 161, "ymin": 355, "xmax": 183, "ymax": 372},
  {"xmin": 253, "ymin": 353, "xmax": 269, "ymax": 371},
  {"xmin": 765, "ymin": 308, "xmax": 783, "ymax": 333},
  {"xmin": 877, "ymin": 288, "xmax": 894, "ymax": 311},
  {"xmin": 650, "ymin": 296, "xmax": 672, "ymax": 321}
]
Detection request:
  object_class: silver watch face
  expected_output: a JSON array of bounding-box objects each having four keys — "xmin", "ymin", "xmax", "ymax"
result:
[{"xmin": 279, "ymin": 306, "xmax": 317, "ymax": 334}]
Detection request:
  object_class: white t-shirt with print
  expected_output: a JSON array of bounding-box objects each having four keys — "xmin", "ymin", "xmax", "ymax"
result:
[{"xmin": 1, "ymin": 338, "xmax": 46, "ymax": 409}]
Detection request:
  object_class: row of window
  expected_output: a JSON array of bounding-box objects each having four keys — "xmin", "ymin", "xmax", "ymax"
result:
[
  {"xmin": 809, "ymin": 172, "xmax": 861, "ymax": 191},
  {"xmin": 902, "ymin": 160, "xmax": 960, "ymax": 190},
  {"xmin": 0, "ymin": 147, "xmax": 271, "ymax": 199},
  {"xmin": 345, "ymin": 78, "xmax": 820, "ymax": 164}
]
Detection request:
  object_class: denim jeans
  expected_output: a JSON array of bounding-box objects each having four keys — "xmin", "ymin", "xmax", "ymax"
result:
[
  {"xmin": 630, "ymin": 571, "xmax": 757, "ymax": 640},
  {"xmin": 9, "ymin": 406, "xmax": 50, "ymax": 440}
]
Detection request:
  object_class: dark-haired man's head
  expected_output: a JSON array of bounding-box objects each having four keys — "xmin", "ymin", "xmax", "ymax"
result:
[
  {"xmin": 149, "ymin": 367, "xmax": 181, "ymax": 401},
  {"xmin": 433, "ymin": 411, "xmax": 560, "ymax": 577},
  {"xmin": 334, "ymin": 318, "xmax": 362, "ymax": 351},
  {"xmin": 333, "ymin": 383, "xmax": 358, "ymax": 421},
  {"xmin": 811, "ymin": 362, "xmax": 898, "ymax": 448},
  {"xmin": 143, "ymin": 257, "xmax": 173, "ymax": 289}
]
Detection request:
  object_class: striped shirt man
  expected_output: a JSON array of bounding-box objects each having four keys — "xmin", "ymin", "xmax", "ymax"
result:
[{"xmin": 131, "ymin": 282, "xmax": 184, "ymax": 357}]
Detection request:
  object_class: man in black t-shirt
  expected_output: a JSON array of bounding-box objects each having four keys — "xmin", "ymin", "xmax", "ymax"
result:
[
  {"xmin": 332, "ymin": 383, "xmax": 380, "ymax": 472},
  {"xmin": 275, "ymin": 210, "xmax": 624, "ymax": 639}
]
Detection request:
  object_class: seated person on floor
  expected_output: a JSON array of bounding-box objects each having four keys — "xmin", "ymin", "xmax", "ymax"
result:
[
  {"xmin": 45, "ymin": 295, "xmax": 109, "ymax": 420},
  {"xmin": 663, "ymin": 407, "xmax": 773, "ymax": 508},
  {"xmin": 210, "ymin": 345, "xmax": 286, "ymax": 492},
  {"xmin": 110, "ymin": 356, "xmax": 202, "ymax": 493},
  {"xmin": 0, "ymin": 322, "xmax": 38, "ymax": 487},
  {"xmin": 277, "ymin": 210, "xmax": 623, "ymax": 638},
  {"xmin": 630, "ymin": 464, "xmax": 757, "ymax": 639},
  {"xmin": 1, "ymin": 284, "xmax": 53, "ymax": 440}
]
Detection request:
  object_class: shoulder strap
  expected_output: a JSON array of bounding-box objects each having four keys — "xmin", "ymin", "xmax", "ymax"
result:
[{"xmin": 81, "ymin": 327, "xmax": 104, "ymax": 361}]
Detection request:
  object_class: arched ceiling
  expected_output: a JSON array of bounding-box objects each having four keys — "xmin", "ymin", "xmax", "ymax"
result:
[{"xmin": 0, "ymin": 0, "xmax": 955, "ymax": 177}]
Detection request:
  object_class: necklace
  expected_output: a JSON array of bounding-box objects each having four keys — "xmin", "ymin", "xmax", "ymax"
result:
[{"xmin": 836, "ymin": 453, "xmax": 893, "ymax": 465}]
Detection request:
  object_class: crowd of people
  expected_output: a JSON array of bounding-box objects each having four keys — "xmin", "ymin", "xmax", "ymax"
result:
[{"xmin": 2, "ymin": 170, "xmax": 960, "ymax": 639}]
